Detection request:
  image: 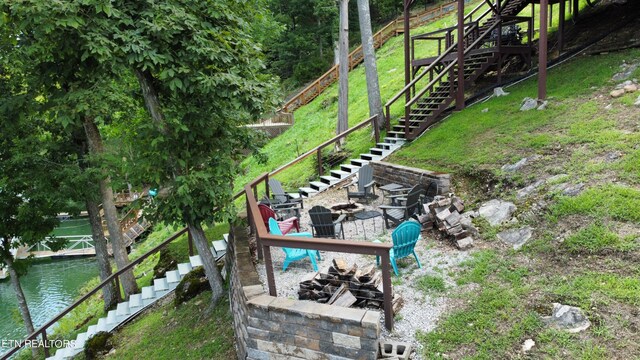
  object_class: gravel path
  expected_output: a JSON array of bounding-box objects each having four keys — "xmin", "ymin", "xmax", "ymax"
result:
[{"xmin": 255, "ymin": 185, "xmax": 472, "ymax": 359}]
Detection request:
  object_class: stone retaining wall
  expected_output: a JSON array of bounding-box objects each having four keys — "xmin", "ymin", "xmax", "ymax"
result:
[
  {"xmin": 226, "ymin": 219, "xmax": 381, "ymax": 360},
  {"xmin": 370, "ymin": 161, "xmax": 450, "ymax": 194}
]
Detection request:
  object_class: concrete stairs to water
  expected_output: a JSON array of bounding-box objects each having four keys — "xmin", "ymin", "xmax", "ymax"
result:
[
  {"xmin": 297, "ymin": 136, "xmax": 406, "ymax": 198},
  {"xmin": 46, "ymin": 235, "xmax": 230, "ymax": 360}
]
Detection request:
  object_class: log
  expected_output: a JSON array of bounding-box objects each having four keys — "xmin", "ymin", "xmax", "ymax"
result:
[
  {"xmin": 328, "ymin": 283, "xmax": 347, "ymax": 305},
  {"xmin": 392, "ymin": 294, "xmax": 404, "ymax": 314},
  {"xmin": 333, "ymin": 290, "xmax": 357, "ymax": 307},
  {"xmin": 333, "ymin": 258, "xmax": 349, "ymax": 273},
  {"xmin": 356, "ymin": 264, "xmax": 376, "ymax": 282}
]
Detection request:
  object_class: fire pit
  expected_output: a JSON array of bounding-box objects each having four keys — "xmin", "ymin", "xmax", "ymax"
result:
[{"xmin": 330, "ymin": 202, "xmax": 365, "ymax": 220}]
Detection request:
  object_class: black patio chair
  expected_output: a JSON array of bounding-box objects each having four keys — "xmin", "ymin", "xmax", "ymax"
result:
[
  {"xmin": 346, "ymin": 164, "xmax": 375, "ymax": 202},
  {"xmin": 309, "ymin": 206, "xmax": 346, "ymax": 239},
  {"xmin": 379, "ymin": 185, "xmax": 423, "ymax": 229}
]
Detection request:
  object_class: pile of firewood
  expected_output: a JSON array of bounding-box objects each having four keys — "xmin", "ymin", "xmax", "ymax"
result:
[
  {"xmin": 298, "ymin": 259, "xmax": 403, "ymax": 313},
  {"xmin": 420, "ymin": 195, "xmax": 474, "ymax": 250}
]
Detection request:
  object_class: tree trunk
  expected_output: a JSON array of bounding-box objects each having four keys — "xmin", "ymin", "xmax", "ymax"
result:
[
  {"xmin": 186, "ymin": 221, "xmax": 225, "ymax": 304},
  {"xmin": 133, "ymin": 68, "xmax": 168, "ymax": 135},
  {"xmin": 83, "ymin": 118, "xmax": 139, "ymax": 298},
  {"xmin": 86, "ymin": 199, "xmax": 118, "ymax": 311},
  {"xmin": 357, "ymin": 0, "xmax": 384, "ymax": 129},
  {"xmin": 3, "ymin": 250, "xmax": 37, "ymax": 357},
  {"xmin": 337, "ymin": 0, "xmax": 349, "ymax": 144}
]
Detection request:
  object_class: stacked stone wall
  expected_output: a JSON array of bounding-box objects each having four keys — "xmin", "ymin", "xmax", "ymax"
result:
[
  {"xmin": 227, "ymin": 220, "xmax": 380, "ymax": 360},
  {"xmin": 370, "ymin": 161, "xmax": 450, "ymax": 194}
]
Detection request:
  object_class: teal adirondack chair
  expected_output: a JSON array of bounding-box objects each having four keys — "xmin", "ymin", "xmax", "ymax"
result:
[
  {"xmin": 375, "ymin": 220, "xmax": 422, "ymax": 276},
  {"xmin": 268, "ymin": 218, "xmax": 321, "ymax": 272}
]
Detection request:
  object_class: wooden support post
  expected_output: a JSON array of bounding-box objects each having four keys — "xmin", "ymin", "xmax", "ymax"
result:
[
  {"xmin": 42, "ymin": 331, "xmax": 50, "ymax": 357},
  {"xmin": 538, "ymin": 0, "xmax": 549, "ymax": 100},
  {"xmin": 114, "ymin": 275, "xmax": 122, "ymax": 302},
  {"xmin": 456, "ymin": 0, "xmax": 465, "ymax": 110},
  {"xmin": 550, "ymin": 3, "xmax": 553, "ymax": 27},
  {"xmin": 317, "ymin": 148, "xmax": 323, "ymax": 176},
  {"xmin": 380, "ymin": 252, "xmax": 394, "ymax": 331},
  {"xmin": 265, "ymin": 173, "xmax": 270, "ymax": 199},
  {"xmin": 188, "ymin": 229, "xmax": 194, "ymax": 256},
  {"xmin": 573, "ymin": 0, "xmax": 579, "ymax": 21},
  {"xmin": 403, "ymin": 0, "xmax": 411, "ymax": 100},
  {"xmin": 264, "ymin": 246, "xmax": 276, "ymax": 296},
  {"xmin": 559, "ymin": 0, "xmax": 565, "ymax": 51}
]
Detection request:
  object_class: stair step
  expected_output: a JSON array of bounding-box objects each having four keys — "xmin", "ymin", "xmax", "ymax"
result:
[
  {"xmin": 330, "ymin": 169, "xmax": 351, "ymax": 179},
  {"xmin": 340, "ymin": 164, "xmax": 360, "ymax": 173},
  {"xmin": 369, "ymin": 147, "xmax": 389, "ymax": 156},
  {"xmin": 96, "ymin": 317, "xmax": 108, "ymax": 332},
  {"xmin": 223, "ymin": 233, "xmax": 229, "ymax": 243},
  {"xmin": 116, "ymin": 302, "xmax": 131, "ymax": 317},
  {"xmin": 360, "ymin": 154, "xmax": 381, "ymax": 161},
  {"xmin": 154, "ymin": 277, "xmax": 169, "ymax": 292},
  {"xmin": 376, "ymin": 142, "xmax": 397, "ymax": 150},
  {"xmin": 309, "ymin": 181, "xmax": 328, "ymax": 192},
  {"xmin": 106, "ymin": 310, "xmax": 118, "ymax": 325},
  {"xmin": 384, "ymin": 137, "xmax": 406, "ymax": 144},
  {"xmin": 319, "ymin": 175, "xmax": 341, "ymax": 185},
  {"xmin": 141, "ymin": 285, "xmax": 156, "ymax": 300},
  {"xmin": 189, "ymin": 255, "xmax": 203, "ymax": 267},
  {"xmin": 351, "ymin": 159, "xmax": 369, "ymax": 166},
  {"xmin": 86, "ymin": 324, "xmax": 98, "ymax": 338},
  {"xmin": 166, "ymin": 270, "xmax": 181, "ymax": 284},
  {"xmin": 129, "ymin": 293, "xmax": 143, "ymax": 308},
  {"xmin": 177, "ymin": 262, "xmax": 192, "ymax": 276},
  {"xmin": 298, "ymin": 187, "xmax": 318, "ymax": 197},
  {"xmin": 212, "ymin": 239, "xmax": 227, "ymax": 254},
  {"xmin": 75, "ymin": 332, "xmax": 88, "ymax": 349},
  {"xmin": 387, "ymin": 131, "xmax": 405, "ymax": 138}
]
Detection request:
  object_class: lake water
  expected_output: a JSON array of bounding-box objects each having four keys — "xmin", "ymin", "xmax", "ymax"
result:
[{"xmin": 0, "ymin": 258, "xmax": 98, "ymax": 355}]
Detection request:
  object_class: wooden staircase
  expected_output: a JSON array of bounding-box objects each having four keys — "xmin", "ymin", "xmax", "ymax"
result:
[{"xmin": 384, "ymin": 0, "xmax": 535, "ymax": 141}]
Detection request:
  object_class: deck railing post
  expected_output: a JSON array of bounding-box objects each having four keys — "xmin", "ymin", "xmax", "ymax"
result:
[
  {"xmin": 373, "ymin": 117, "xmax": 380, "ymax": 144},
  {"xmin": 188, "ymin": 229, "xmax": 194, "ymax": 256},
  {"xmin": 263, "ymin": 246, "xmax": 276, "ymax": 296},
  {"xmin": 114, "ymin": 275, "xmax": 122, "ymax": 302},
  {"xmin": 265, "ymin": 173, "xmax": 270, "ymax": 199},
  {"xmin": 41, "ymin": 331, "xmax": 50, "ymax": 357},
  {"xmin": 380, "ymin": 252, "xmax": 394, "ymax": 331},
  {"xmin": 317, "ymin": 148, "xmax": 323, "ymax": 176}
]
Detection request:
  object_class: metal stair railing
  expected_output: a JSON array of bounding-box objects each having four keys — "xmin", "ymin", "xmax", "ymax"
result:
[{"xmin": 404, "ymin": 20, "xmax": 503, "ymax": 121}]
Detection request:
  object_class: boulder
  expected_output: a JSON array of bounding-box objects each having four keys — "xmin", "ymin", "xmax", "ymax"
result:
[
  {"xmin": 635, "ymin": 95, "xmax": 640, "ymax": 107},
  {"xmin": 542, "ymin": 303, "xmax": 591, "ymax": 333},
  {"xmin": 152, "ymin": 247, "xmax": 178, "ymax": 284},
  {"xmin": 610, "ymin": 89, "xmax": 625, "ymax": 98},
  {"xmin": 522, "ymin": 339, "xmax": 535, "ymax": 353},
  {"xmin": 562, "ymin": 183, "xmax": 585, "ymax": 197},
  {"xmin": 174, "ymin": 266, "xmax": 211, "ymax": 306},
  {"xmin": 478, "ymin": 200, "xmax": 516, "ymax": 226},
  {"xmin": 501, "ymin": 158, "xmax": 528, "ymax": 172},
  {"xmin": 537, "ymin": 100, "xmax": 548, "ymax": 110},
  {"xmin": 612, "ymin": 63, "xmax": 638, "ymax": 81},
  {"xmin": 520, "ymin": 97, "xmax": 538, "ymax": 111},
  {"xmin": 494, "ymin": 87, "xmax": 509, "ymax": 97},
  {"xmin": 456, "ymin": 237, "xmax": 474, "ymax": 250},
  {"xmin": 84, "ymin": 331, "xmax": 113, "ymax": 360},
  {"xmin": 516, "ymin": 180, "xmax": 545, "ymax": 200},
  {"xmin": 497, "ymin": 227, "xmax": 533, "ymax": 250},
  {"xmin": 624, "ymin": 84, "xmax": 638, "ymax": 93}
]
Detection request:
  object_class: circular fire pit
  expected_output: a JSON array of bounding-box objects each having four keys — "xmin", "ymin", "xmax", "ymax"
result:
[{"xmin": 329, "ymin": 202, "xmax": 365, "ymax": 221}]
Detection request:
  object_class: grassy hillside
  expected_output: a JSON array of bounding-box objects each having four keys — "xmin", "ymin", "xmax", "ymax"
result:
[
  {"xmin": 237, "ymin": 1, "xmax": 491, "ymax": 190},
  {"xmin": 390, "ymin": 48, "xmax": 640, "ymax": 359}
]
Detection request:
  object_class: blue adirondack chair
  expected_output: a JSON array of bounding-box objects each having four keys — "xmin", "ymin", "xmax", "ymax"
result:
[
  {"xmin": 375, "ymin": 220, "xmax": 422, "ymax": 276},
  {"xmin": 268, "ymin": 218, "xmax": 321, "ymax": 272}
]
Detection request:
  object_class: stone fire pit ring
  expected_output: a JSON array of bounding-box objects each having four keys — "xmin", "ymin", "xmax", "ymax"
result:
[{"xmin": 329, "ymin": 202, "xmax": 365, "ymax": 221}]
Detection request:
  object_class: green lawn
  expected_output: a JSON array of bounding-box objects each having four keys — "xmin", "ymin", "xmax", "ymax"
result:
[
  {"xmin": 101, "ymin": 292, "xmax": 236, "ymax": 360},
  {"xmin": 393, "ymin": 46, "xmax": 640, "ymax": 359}
]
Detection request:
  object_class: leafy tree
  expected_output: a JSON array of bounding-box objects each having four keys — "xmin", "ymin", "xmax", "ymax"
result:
[
  {"xmin": 0, "ymin": 63, "xmax": 71, "ymax": 355},
  {"xmin": 73, "ymin": 0, "xmax": 279, "ymax": 304},
  {"xmin": 2, "ymin": 0, "xmax": 144, "ymax": 299}
]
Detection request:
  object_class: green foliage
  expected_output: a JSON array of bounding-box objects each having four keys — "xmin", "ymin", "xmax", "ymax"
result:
[
  {"xmin": 551, "ymin": 186, "xmax": 640, "ymax": 223},
  {"xmin": 416, "ymin": 274, "xmax": 447, "ymax": 294},
  {"xmin": 552, "ymin": 273, "xmax": 640, "ymax": 308},
  {"xmin": 83, "ymin": 331, "xmax": 113, "ymax": 360},
  {"xmin": 390, "ymin": 49, "xmax": 640, "ymax": 173},
  {"xmin": 563, "ymin": 223, "xmax": 638, "ymax": 253},
  {"xmin": 106, "ymin": 292, "xmax": 236, "ymax": 359}
]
